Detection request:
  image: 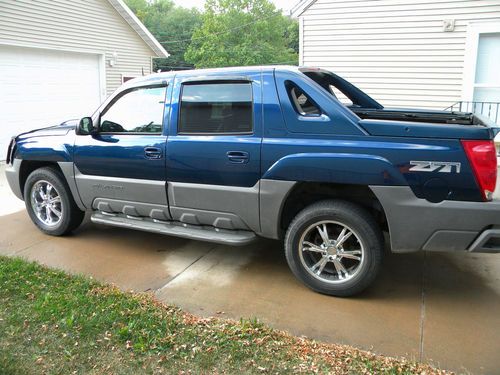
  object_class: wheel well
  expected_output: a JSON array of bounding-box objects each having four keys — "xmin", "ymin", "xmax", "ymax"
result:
[
  {"xmin": 279, "ymin": 182, "xmax": 388, "ymax": 237},
  {"xmin": 19, "ymin": 161, "xmax": 62, "ymax": 198}
]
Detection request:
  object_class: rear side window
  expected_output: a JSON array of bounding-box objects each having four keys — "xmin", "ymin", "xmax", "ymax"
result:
[
  {"xmin": 179, "ymin": 82, "xmax": 253, "ymax": 134},
  {"xmin": 286, "ymin": 81, "xmax": 321, "ymax": 116}
]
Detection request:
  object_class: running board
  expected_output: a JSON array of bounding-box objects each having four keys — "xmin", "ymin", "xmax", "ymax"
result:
[{"xmin": 91, "ymin": 212, "xmax": 257, "ymax": 246}]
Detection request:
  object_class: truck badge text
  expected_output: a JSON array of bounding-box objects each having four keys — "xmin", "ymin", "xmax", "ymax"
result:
[{"xmin": 409, "ymin": 161, "xmax": 461, "ymax": 173}]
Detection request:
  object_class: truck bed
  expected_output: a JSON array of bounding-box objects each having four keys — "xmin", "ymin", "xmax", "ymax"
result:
[
  {"xmin": 352, "ymin": 108, "xmax": 487, "ymax": 126},
  {"xmin": 300, "ymin": 68, "xmax": 492, "ymax": 127}
]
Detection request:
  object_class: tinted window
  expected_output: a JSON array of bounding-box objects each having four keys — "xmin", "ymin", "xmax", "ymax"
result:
[
  {"xmin": 179, "ymin": 83, "xmax": 253, "ymax": 134},
  {"xmin": 100, "ymin": 86, "xmax": 166, "ymax": 133},
  {"xmin": 286, "ymin": 82, "xmax": 321, "ymax": 116}
]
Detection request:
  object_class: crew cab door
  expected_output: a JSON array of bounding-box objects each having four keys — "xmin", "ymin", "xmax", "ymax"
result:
[
  {"xmin": 73, "ymin": 82, "xmax": 172, "ymax": 219},
  {"xmin": 165, "ymin": 74, "xmax": 263, "ymax": 232}
]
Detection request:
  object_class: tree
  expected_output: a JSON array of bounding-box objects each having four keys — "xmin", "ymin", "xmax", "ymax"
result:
[
  {"xmin": 284, "ymin": 16, "xmax": 299, "ymax": 55},
  {"xmin": 125, "ymin": 0, "xmax": 202, "ymax": 70},
  {"xmin": 185, "ymin": 0, "xmax": 298, "ymax": 68},
  {"xmin": 125, "ymin": 0, "xmax": 148, "ymax": 19}
]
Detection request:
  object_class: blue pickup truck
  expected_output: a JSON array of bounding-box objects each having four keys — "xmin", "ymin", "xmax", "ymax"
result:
[{"xmin": 5, "ymin": 66, "xmax": 500, "ymax": 296}]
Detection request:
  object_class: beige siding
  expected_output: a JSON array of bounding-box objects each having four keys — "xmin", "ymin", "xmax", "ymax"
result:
[
  {"xmin": 300, "ymin": 0, "xmax": 500, "ymax": 110},
  {"xmin": 0, "ymin": 0, "xmax": 157, "ymax": 96}
]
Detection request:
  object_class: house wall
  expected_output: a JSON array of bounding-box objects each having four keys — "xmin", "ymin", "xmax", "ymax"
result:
[
  {"xmin": 299, "ymin": 0, "xmax": 500, "ymax": 110},
  {"xmin": 0, "ymin": 0, "xmax": 156, "ymax": 97}
]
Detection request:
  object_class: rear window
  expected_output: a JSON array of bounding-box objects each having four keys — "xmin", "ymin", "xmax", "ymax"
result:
[
  {"xmin": 286, "ymin": 81, "xmax": 321, "ymax": 116},
  {"xmin": 179, "ymin": 82, "xmax": 253, "ymax": 134}
]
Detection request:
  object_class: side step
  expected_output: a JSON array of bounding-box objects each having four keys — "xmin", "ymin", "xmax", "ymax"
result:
[{"xmin": 91, "ymin": 212, "xmax": 257, "ymax": 246}]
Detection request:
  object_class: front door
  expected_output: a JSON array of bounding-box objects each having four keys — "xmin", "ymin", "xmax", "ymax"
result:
[
  {"xmin": 165, "ymin": 75, "xmax": 262, "ymax": 232},
  {"xmin": 74, "ymin": 84, "xmax": 170, "ymax": 216}
]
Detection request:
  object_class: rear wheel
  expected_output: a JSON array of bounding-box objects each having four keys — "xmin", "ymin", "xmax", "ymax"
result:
[
  {"xmin": 285, "ymin": 200, "xmax": 383, "ymax": 297},
  {"xmin": 24, "ymin": 167, "xmax": 84, "ymax": 236}
]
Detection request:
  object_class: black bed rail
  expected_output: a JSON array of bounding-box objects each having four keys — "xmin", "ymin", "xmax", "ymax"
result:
[{"xmin": 446, "ymin": 101, "xmax": 500, "ymax": 125}]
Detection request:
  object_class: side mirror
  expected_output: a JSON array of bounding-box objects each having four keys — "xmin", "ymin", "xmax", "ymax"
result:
[{"xmin": 77, "ymin": 117, "xmax": 95, "ymax": 135}]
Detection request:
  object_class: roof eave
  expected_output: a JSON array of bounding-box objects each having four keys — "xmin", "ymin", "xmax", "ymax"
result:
[
  {"xmin": 107, "ymin": 0, "xmax": 170, "ymax": 58},
  {"xmin": 290, "ymin": 0, "xmax": 317, "ymax": 17}
]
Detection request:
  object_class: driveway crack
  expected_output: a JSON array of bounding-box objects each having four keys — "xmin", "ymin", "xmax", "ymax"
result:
[
  {"xmin": 419, "ymin": 251, "xmax": 427, "ymax": 362},
  {"xmin": 9, "ymin": 237, "xmax": 54, "ymax": 256},
  {"xmin": 155, "ymin": 245, "xmax": 218, "ymax": 292}
]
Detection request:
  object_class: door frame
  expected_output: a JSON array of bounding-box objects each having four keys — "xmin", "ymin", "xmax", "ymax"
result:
[{"xmin": 462, "ymin": 21, "xmax": 500, "ymax": 102}]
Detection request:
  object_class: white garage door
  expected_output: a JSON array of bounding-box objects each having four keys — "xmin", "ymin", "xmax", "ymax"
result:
[{"xmin": 0, "ymin": 45, "xmax": 102, "ymax": 157}]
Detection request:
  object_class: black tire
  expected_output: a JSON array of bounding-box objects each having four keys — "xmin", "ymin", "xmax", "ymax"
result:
[
  {"xmin": 285, "ymin": 200, "xmax": 383, "ymax": 297},
  {"xmin": 23, "ymin": 167, "xmax": 85, "ymax": 236}
]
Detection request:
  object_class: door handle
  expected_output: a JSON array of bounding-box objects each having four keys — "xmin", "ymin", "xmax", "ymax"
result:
[
  {"xmin": 226, "ymin": 151, "xmax": 249, "ymax": 164},
  {"xmin": 144, "ymin": 146, "xmax": 162, "ymax": 159}
]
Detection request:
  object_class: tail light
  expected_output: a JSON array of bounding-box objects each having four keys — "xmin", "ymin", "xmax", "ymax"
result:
[{"xmin": 461, "ymin": 140, "xmax": 497, "ymax": 201}]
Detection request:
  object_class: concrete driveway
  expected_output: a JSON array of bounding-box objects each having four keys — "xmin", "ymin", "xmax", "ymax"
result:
[{"xmin": 1, "ymin": 164, "xmax": 499, "ymax": 374}]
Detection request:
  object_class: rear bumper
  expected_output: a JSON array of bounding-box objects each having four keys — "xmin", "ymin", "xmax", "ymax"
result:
[
  {"xmin": 370, "ymin": 186, "xmax": 500, "ymax": 254},
  {"xmin": 468, "ymin": 229, "xmax": 500, "ymax": 253}
]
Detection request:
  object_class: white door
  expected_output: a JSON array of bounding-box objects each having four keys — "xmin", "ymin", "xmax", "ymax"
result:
[
  {"xmin": 473, "ymin": 33, "xmax": 500, "ymax": 103},
  {"xmin": 0, "ymin": 45, "xmax": 102, "ymax": 156}
]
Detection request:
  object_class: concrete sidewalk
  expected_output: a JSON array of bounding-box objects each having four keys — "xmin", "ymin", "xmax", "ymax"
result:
[{"xmin": 0, "ymin": 210, "xmax": 499, "ymax": 374}]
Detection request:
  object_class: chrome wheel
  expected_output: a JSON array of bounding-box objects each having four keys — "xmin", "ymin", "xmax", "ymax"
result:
[
  {"xmin": 30, "ymin": 180, "xmax": 63, "ymax": 227},
  {"xmin": 299, "ymin": 220, "xmax": 365, "ymax": 284}
]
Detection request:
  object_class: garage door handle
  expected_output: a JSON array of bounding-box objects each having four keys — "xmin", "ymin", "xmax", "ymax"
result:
[{"xmin": 144, "ymin": 147, "xmax": 162, "ymax": 159}]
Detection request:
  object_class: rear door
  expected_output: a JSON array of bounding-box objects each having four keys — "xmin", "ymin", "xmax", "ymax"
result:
[{"xmin": 165, "ymin": 74, "xmax": 263, "ymax": 232}]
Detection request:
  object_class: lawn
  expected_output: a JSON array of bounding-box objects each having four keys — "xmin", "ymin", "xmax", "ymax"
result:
[{"xmin": 0, "ymin": 256, "xmax": 448, "ymax": 374}]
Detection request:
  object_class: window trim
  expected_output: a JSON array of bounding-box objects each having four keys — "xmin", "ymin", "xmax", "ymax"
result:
[
  {"xmin": 177, "ymin": 81, "xmax": 254, "ymax": 136},
  {"xmin": 98, "ymin": 83, "xmax": 168, "ymax": 135}
]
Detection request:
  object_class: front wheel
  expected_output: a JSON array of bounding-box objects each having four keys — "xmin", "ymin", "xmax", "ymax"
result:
[
  {"xmin": 24, "ymin": 167, "xmax": 85, "ymax": 236},
  {"xmin": 285, "ymin": 200, "xmax": 383, "ymax": 297}
]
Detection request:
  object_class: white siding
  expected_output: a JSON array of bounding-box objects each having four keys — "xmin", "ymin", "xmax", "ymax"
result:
[
  {"xmin": 300, "ymin": 0, "xmax": 500, "ymax": 110},
  {"xmin": 0, "ymin": 0, "xmax": 157, "ymax": 96}
]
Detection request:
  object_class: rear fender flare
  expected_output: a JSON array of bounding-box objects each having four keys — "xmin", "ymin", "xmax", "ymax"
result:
[{"xmin": 262, "ymin": 153, "xmax": 407, "ymax": 186}]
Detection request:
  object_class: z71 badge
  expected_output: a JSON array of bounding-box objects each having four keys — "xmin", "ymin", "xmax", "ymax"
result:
[{"xmin": 409, "ymin": 161, "xmax": 461, "ymax": 173}]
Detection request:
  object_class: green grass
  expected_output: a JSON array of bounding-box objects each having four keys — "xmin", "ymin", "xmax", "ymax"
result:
[{"xmin": 0, "ymin": 256, "xmax": 447, "ymax": 374}]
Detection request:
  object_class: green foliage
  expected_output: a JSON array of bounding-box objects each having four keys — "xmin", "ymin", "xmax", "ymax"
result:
[
  {"xmin": 284, "ymin": 16, "xmax": 299, "ymax": 54},
  {"xmin": 125, "ymin": 0, "xmax": 202, "ymax": 70},
  {"xmin": 185, "ymin": 0, "xmax": 298, "ymax": 68},
  {"xmin": 124, "ymin": 0, "xmax": 298, "ymax": 70},
  {"xmin": 150, "ymin": 5, "xmax": 203, "ymax": 71},
  {"xmin": 124, "ymin": 0, "xmax": 148, "ymax": 19}
]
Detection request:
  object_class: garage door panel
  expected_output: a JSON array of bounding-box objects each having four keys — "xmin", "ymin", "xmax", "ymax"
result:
[{"xmin": 0, "ymin": 45, "xmax": 102, "ymax": 156}]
